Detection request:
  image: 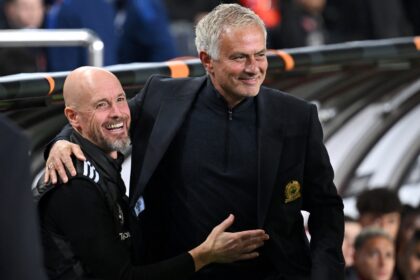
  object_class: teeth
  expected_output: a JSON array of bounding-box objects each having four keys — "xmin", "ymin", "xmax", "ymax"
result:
[{"xmin": 107, "ymin": 122, "xmax": 123, "ymax": 129}]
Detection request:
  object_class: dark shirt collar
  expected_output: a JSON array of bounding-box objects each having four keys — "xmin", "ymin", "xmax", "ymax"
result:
[
  {"xmin": 203, "ymin": 76, "xmax": 254, "ymax": 112},
  {"xmin": 70, "ymin": 131, "xmax": 124, "ymax": 182}
]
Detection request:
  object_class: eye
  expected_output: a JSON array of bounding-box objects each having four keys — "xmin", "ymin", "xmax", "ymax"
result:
[
  {"xmin": 96, "ymin": 101, "xmax": 109, "ymax": 110},
  {"xmin": 117, "ymin": 96, "xmax": 126, "ymax": 103},
  {"xmin": 256, "ymin": 52, "xmax": 266, "ymax": 60},
  {"xmin": 232, "ymin": 54, "xmax": 246, "ymax": 61}
]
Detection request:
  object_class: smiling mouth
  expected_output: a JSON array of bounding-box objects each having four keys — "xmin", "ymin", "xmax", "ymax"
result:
[
  {"xmin": 106, "ymin": 122, "xmax": 124, "ymax": 130},
  {"xmin": 239, "ymin": 77, "xmax": 259, "ymax": 84}
]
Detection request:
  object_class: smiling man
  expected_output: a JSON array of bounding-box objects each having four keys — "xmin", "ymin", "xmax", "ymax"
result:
[{"xmin": 45, "ymin": 4, "xmax": 345, "ymax": 279}]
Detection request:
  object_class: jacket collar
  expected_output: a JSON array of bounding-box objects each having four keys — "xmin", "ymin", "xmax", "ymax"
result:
[
  {"xmin": 70, "ymin": 131, "xmax": 124, "ymax": 185},
  {"xmin": 131, "ymin": 76, "xmax": 207, "ymax": 205},
  {"xmin": 131, "ymin": 80, "xmax": 286, "ymax": 227}
]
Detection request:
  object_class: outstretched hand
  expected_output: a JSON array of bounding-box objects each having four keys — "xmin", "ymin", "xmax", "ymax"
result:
[
  {"xmin": 189, "ymin": 214, "xmax": 269, "ymax": 271},
  {"xmin": 44, "ymin": 140, "xmax": 85, "ymax": 184}
]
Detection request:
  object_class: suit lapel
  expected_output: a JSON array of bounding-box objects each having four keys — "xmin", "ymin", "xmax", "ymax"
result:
[
  {"xmin": 133, "ymin": 77, "xmax": 206, "ymax": 203},
  {"xmin": 257, "ymin": 89, "xmax": 285, "ymax": 227}
]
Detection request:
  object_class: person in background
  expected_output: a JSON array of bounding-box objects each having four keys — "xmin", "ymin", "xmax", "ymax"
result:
[
  {"xmin": 398, "ymin": 230, "xmax": 420, "ymax": 280},
  {"xmin": 402, "ymin": 0, "xmax": 420, "ymax": 36},
  {"xmin": 0, "ymin": 0, "xmax": 46, "ymax": 76},
  {"xmin": 45, "ymin": 0, "xmax": 117, "ymax": 71},
  {"xmin": 164, "ymin": 0, "xmax": 220, "ymax": 57},
  {"xmin": 35, "ymin": 66, "xmax": 269, "ymax": 280},
  {"xmin": 323, "ymin": 0, "xmax": 413, "ymax": 43},
  {"xmin": 346, "ymin": 227, "xmax": 396, "ymax": 280},
  {"xmin": 117, "ymin": 0, "xmax": 177, "ymax": 63},
  {"xmin": 343, "ymin": 216, "xmax": 362, "ymax": 268},
  {"xmin": 45, "ymin": 4, "xmax": 345, "ymax": 279},
  {"xmin": 396, "ymin": 205, "xmax": 420, "ymax": 279},
  {"xmin": 356, "ymin": 188, "xmax": 402, "ymax": 240},
  {"xmin": 272, "ymin": 0, "xmax": 327, "ymax": 48}
]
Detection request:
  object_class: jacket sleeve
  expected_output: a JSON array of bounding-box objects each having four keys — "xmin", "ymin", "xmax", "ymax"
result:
[{"xmin": 302, "ymin": 104, "xmax": 345, "ymax": 280}]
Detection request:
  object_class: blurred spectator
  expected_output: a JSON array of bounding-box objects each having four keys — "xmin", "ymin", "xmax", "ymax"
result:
[
  {"xmin": 239, "ymin": 0, "xmax": 281, "ymax": 28},
  {"xmin": 343, "ymin": 216, "xmax": 362, "ymax": 268},
  {"xmin": 273, "ymin": 0, "xmax": 327, "ymax": 48},
  {"xmin": 346, "ymin": 227, "xmax": 396, "ymax": 280},
  {"xmin": 402, "ymin": 0, "xmax": 420, "ymax": 35},
  {"xmin": 45, "ymin": 0, "xmax": 118, "ymax": 71},
  {"xmin": 2, "ymin": 0, "xmax": 44, "ymax": 28},
  {"xmin": 118, "ymin": 0, "xmax": 177, "ymax": 63},
  {"xmin": 398, "ymin": 230, "xmax": 420, "ymax": 280},
  {"xmin": 397, "ymin": 205, "xmax": 420, "ymax": 252},
  {"xmin": 0, "ymin": 0, "xmax": 47, "ymax": 76},
  {"xmin": 164, "ymin": 0, "xmax": 220, "ymax": 57},
  {"xmin": 323, "ymin": 0, "xmax": 413, "ymax": 43},
  {"xmin": 396, "ymin": 205, "xmax": 420, "ymax": 279},
  {"xmin": 357, "ymin": 188, "xmax": 402, "ymax": 240},
  {"xmin": 0, "ymin": 0, "xmax": 5, "ymax": 27}
]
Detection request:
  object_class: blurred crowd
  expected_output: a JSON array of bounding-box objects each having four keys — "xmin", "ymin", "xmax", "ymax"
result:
[
  {"xmin": 343, "ymin": 188, "xmax": 420, "ymax": 280},
  {"xmin": 0, "ymin": 0, "xmax": 419, "ymax": 76}
]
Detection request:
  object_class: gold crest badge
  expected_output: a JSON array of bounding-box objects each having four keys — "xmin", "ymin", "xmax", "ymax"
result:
[{"xmin": 285, "ymin": 180, "xmax": 301, "ymax": 203}]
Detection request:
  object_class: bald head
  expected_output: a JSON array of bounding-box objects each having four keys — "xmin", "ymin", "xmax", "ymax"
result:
[
  {"xmin": 63, "ymin": 66, "xmax": 130, "ymax": 156},
  {"xmin": 63, "ymin": 66, "xmax": 120, "ymax": 109}
]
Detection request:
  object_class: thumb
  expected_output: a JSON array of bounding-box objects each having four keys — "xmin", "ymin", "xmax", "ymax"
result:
[{"xmin": 213, "ymin": 214, "xmax": 234, "ymax": 234}]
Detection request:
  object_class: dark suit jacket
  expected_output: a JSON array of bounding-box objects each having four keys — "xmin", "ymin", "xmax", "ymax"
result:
[
  {"xmin": 128, "ymin": 75, "xmax": 345, "ymax": 280},
  {"xmin": 0, "ymin": 114, "xmax": 47, "ymax": 280}
]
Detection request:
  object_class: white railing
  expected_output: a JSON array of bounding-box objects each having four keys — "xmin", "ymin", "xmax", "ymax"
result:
[{"xmin": 0, "ymin": 29, "xmax": 104, "ymax": 66}]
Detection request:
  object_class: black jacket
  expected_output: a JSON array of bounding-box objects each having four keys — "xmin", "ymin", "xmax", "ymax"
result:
[
  {"xmin": 37, "ymin": 131, "xmax": 194, "ymax": 280},
  {"xmin": 128, "ymin": 75, "xmax": 345, "ymax": 280}
]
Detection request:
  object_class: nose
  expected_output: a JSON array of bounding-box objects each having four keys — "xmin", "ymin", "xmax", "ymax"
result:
[
  {"xmin": 245, "ymin": 56, "xmax": 258, "ymax": 73},
  {"xmin": 109, "ymin": 102, "xmax": 123, "ymax": 117}
]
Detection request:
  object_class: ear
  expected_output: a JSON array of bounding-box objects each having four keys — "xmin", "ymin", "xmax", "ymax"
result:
[
  {"xmin": 199, "ymin": 51, "xmax": 213, "ymax": 74},
  {"xmin": 64, "ymin": 107, "xmax": 80, "ymax": 129}
]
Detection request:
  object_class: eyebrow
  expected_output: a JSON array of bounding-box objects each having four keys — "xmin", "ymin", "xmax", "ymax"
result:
[{"xmin": 92, "ymin": 93, "xmax": 126, "ymax": 103}]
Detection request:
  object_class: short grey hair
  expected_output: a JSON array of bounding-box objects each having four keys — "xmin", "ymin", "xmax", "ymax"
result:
[
  {"xmin": 195, "ymin": 3, "xmax": 266, "ymax": 59},
  {"xmin": 354, "ymin": 227, "xmax": 394, "ymax": 251}
]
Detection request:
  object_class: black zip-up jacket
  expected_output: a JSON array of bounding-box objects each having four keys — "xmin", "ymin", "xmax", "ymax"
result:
[{"xmin": 35, "ymin": 131, "xmax": 194, "ymax": 280}]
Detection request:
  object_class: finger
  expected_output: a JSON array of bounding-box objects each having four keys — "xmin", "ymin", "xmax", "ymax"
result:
[
  {"xmin": 212, "ymin": 214, "xmax": 235, "ymax": 234},
  {"xmin": 54, "ymin": 159, "xmax": 68, "ymax": 183},
  {"xmin": 235, "ymin": 252, "xmax": 259, "ymax": 261},
  {"xmin": 240, "ymin": 240, "xmax": 265, "ymax": 252},
  {"xmin": 234, "ymin": 229, "xmax": 268, "ymax": 241},
  {"xmin": 49, "ymin": 169, "xmax": 58, "ymax": 185},
  {"xmin": 243, "ymin": 234, "xmax": 269, "ymax": 247},
  {"xmin": 63, "ymin": 157, "xmax": 77, "ymax": 177},
  {"xmin": 43, "ymin": 167, "xmax": 50, "ymax": 183},
  {"xmin": 72, "ymin": 145, "xmax": 86, "ymax": 161}
]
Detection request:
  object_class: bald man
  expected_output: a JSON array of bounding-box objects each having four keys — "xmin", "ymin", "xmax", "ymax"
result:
[{"xmin": 34, "ymin": 66, "xmax": 269, "ymax": 280}]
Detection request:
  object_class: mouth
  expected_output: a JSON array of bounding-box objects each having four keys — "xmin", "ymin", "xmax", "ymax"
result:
[
  {"xmin": 239, "ymin": 76, "xmax": 259, "ymax": 85},
  {"xmin": 105, "ymin": 122, "xmax": 125, "ymax": 132}
]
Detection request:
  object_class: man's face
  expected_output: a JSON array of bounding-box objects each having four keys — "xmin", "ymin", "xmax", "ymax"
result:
[
  {"xmin": 75, "ymin": 77, "xmax": 130, "ymax": 154},
  {"xmin": 204, "ymin": 24, "xmax": 267, "ymax": 108},
  {"xmin": 359, "ymin": 212, "xmax": 401, "ymax": 240},
  {"xmin": 6, "ymin": 0, "xmax": 44, "ymax": 28},
  {"xmin": 354, "ymin": 236, "xmax": 395, "ymax": 280},
  {"xmin": 342, "ymin": 221, "xmax": 362, "ymax": 267}
]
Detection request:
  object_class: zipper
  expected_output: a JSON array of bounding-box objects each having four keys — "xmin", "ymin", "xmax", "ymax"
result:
[{"xmin": 224, "ymin": 108, "xmax": 233, "ymax": 171}]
